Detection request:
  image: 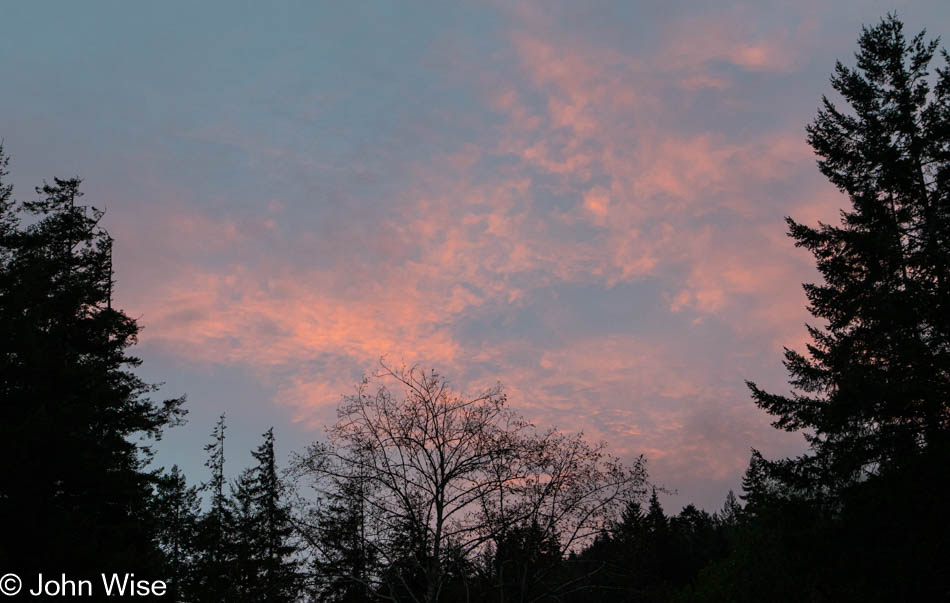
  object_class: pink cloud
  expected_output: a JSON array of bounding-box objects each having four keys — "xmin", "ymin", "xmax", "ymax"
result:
[
  {"xmin": 658, "ymin": 13, "xmax": 805, "ymax": 74},
  {"xmin": 111, "ymin": 5, "xmax": 836, "ymax": 509}
]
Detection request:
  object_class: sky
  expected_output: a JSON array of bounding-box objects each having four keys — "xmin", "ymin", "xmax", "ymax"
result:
[{"xmin": 2, "ymin": 1, "xmax": 948, "ymax": 512}]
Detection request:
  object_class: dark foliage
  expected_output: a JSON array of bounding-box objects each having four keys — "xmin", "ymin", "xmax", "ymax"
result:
[
  {"xmin": 748, "ymin": 13, "xmax": 950, "ymax": 493},
  {"xmin": 0, "ymin": 152, "xmax": 185, "ymax": 582},
  {"xmin": 153, "ymin": 465, "xmax": 201, "ymax": 600},
  {"xmin": 192, "ymin": 415, "xmax": 235, "ymax": 601},
  {"xmin": 190, "ymin": 418, "xmax": 304, "ymax": 602},
  {"xmin": 2, "ymin": 12, "xmax": 948, "ymax": 602},
  {"xmin": 230, "ymin": 428, "xmax": 302, "ymax": 602},
  {"xmin": 685, "ymin": 14, "xmax": 950, "ymax": 601},
  {"xmin": 305, "ymin": 472, "xmax": 380, "ymax": 602}
]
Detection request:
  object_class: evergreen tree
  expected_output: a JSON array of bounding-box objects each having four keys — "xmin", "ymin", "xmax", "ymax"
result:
[
  {"xmin": 642, "ymin": 489, "xmax": 671, "ymax": 594},
  {"xmin": 194, "ymin": 415, "xmax": 236, "ymax": 600},
  {"xmin": 615, "ymin": 499, "xmax": 645, "ymax": 547},
  {"xmin": 490, "ymin": 520, "xmax": 562, "ymax": 601},
  {"xmin": 684, "ymin": 17, "xmax": 950, "ymax": 601},
  {"xmin": 230, "ymin": 469, "xmax": 260, "ymax": 602},
  {"xmin": 222, "ymin": 428, "xmax": 302, "ymax": 602},
  {"xmin": 0, "ymin": 144, "xmax": 14, "ymax": 248},
  {"xmin": 153, "ymin": 465, "xmax": 201, "ymax": 601},
  {"xmin": 669, "ymin": 505, "xmax": 716, "ymax": 585},
  {"xmin": 737, "ymin": 450, "xmax": 776, "ymax": 517},
  {"xmin": 245, "ymin": 428, "xmax": 301, "ymax": 602},
  {"xmin": 710, "ymin": 490, "xmax": 742, "ymax": 559},
  {"xmin": 644, "ymin": 489, "xmax": 668, "ymax": 541},
  {"xmin": 309, "ymin": 474, "xmax": 378, "ymax": 602},
  {"xmin": 747, "ymin": 14, "xmax": 950, "ymax": 493},
  {"xmin": 0, "ymin": 160, "xmax": 184, "ymax": 578},
  {"xmin": 715, "ymin": 491, "xmax": 741, "ymax": 529}
]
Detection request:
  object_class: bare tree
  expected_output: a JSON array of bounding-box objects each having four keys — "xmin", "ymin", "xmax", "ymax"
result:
[{"xmin": 292, "ymin": 363, "xmax": 648, "ymax": 602}]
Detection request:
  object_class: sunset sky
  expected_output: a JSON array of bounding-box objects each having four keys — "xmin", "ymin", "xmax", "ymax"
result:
[{"xmin": 2, "ymin": 0, "xmax": 948, "ymax": 511}]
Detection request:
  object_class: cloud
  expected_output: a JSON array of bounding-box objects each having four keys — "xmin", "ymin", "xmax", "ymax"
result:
[
  {"xmin": 658, "ymin": 15, "xmax": 804, "ymax": 74},
  {"xmin": 110, "ymin": 1, "xmax": 839, "ymax": 508}
]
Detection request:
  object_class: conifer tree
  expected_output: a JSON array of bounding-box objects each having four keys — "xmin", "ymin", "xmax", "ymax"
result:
[
  {"xmin": 194, "ymin": 415, "xmax": 236, "ymax": 600},
  {"xmin": 308, "ymin": 474, "xmax": 378, "ymax": 602},
  {"xmin": 645, "ymin": 489, "xmax": 668, "ymax": 540},
  {"xmin": 490, "ymin": 520, "xmax": 562, "ymax": 601},
  {"xmin": 614, "ymin": 499, "xmax": 645, "ymax": 546},
  {"xmin": 716, "ymin": 491, "xmax": 741, "ymax": 529},
  {"xmin": 246, "ymin": 428, "xmax": 301, "ymax": 602},
  {"xmin": 153, "ymin": 465, "xmax": 201, "ymax": 601},
  {"xmin": 0, "ymin": 145, "xmax": 14, "ymax": 247},
  {"xmin": 230, "ymin": 469, "xmax": 260, "ymax": 602},
  {"xmin": 699, "ymin": 18, "xmax": 950, "ymax": 599},
  {"xmin": 748, "ymin": 14, "xmax": 950, "ymax": 492},
  {"xmin": 223, "ymin": 428, "xmax": 302, "ymax": 602},
  {"xmin": 0, "ymin": 158, "xmax": 184, "ymax": 577}
]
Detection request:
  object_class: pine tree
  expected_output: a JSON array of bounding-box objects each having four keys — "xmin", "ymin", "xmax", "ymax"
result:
[
  {"xmin": 0, "ymin": 161, "xmax": 184, "ymax": 578},
  {"xmin": 738, "ymin": 451, "xmax": 777, "ymax": 517},
  {"xmin": 631, "ymin": 488, "xmax": 670, "ymax": 596},
  {"xmin": 748, "ymin": 14, "xmax": 950, "ymax": 493},
  {"xmin": 668, "ymin": 505, "xmax": 716, "ymax": 586}
]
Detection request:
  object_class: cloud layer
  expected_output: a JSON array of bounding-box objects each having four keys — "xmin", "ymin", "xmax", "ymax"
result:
[{"xmin": 5, "ymin": 0, "xmax": 944, "ymax": 509}]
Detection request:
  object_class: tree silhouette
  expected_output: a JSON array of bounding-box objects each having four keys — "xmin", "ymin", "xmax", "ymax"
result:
[
  {"xmin": 294, "ymin": 363, "xmax": 648, "ymax": 602},
  {"xmin": 489, "ymin": 519, "xmax": 562, "ymax": 601},
  {"xmin": 193, "ymin": 414, "xmax": 236, "ymax": 600},
  {"xmin": 685, "ymin": 15, "xmax": 950, "ymax": 601},
  {"xmin": 0, "ymin": 158, "xmax": 184, "ymax": 579},
  {"xmin": 747, "ymin": 13, "xmax": 950, "ymax": 494},
  {"xmin": 7, "ymin": 13, "xmax": 949, "ymax": 599},
  {"xmin": 231, "ymin": 428, "xmax": 301, "ymax": 602},
  {"xmin": 304, "ymin": 470, "xmax": 379, "ymax": 601},
  {"xmin": 153, "ymin": 465, "xmax": 201, "ymax": 601}
]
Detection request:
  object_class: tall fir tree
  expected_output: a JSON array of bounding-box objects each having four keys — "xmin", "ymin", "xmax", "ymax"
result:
[
  {"xmin": 194, "ymin": 414, "xmax": 236, "ymax": 600},
  {"xmin": 747, "ymin": 14, "xmax": 950, "ymax": 493},
  {"xmin": 489, "ymin": 520, "xmax": 562, "ymax": 602},
  {"xmin": 221, "ymin": 428, "xmax": 302, "ymax": 602},
  {"xmin": 690, "ymin": 16, "xmax": 950, "ymax": 600},
  {"xmin": 0, "ymin": 159, "xmax": 184, "ymax": 578},
  {"xmin": 244, "ymin": 428, "xmax": 301, "ymax": 602},
  {"xmin": 230, "ymin": 468, "xmax": 260, "ymax": 602}
]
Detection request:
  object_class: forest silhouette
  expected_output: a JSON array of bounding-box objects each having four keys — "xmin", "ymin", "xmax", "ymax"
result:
[{"xmin": 1, "ymin": 14, "xmax": 948, "ymax": 602}]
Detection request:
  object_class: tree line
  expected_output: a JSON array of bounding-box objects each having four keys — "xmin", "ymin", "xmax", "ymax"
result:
[{"xmin": 1, "ymin": 14, "xmax": 948, "ymax": 601}]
